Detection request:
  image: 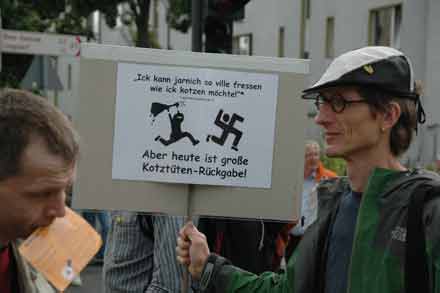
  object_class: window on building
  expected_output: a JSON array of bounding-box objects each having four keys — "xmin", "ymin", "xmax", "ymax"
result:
[
  {"xmin": 232, "ymin": 34, "xmax": 252, "ymax": 55},
  {"xmin": 325, "ymin": 17, "xmax": 335, "ymax": 58},
  {"xmin": 278, "ymin": 26, "xmax": 285, "ymax": 57},
  {"xmin": 300, "ymin": 0, "xmax": 311, "ymax": 58},
  {"xmin": 369, "ymin": 4, "xmax": 402, "ymax": 48}
]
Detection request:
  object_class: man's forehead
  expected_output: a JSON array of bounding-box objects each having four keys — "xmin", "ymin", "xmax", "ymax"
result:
[
  {"xmin": 22, "ymin": 157, "xmax": 76, "ymax": 179},
  {"xmin": 19, "ymin": 136, "xmax": 77, "ymax": 180},
  {"xmin": 17, "ymin": 163, "xmax": 76, "ymax": 193},
  {"xmin": 0, "ymin": 161, "xmax": 76, "ymax": 195},
  {"xmin": 305, "ymin": 144, "xmax": 319, "ymax": 153}
]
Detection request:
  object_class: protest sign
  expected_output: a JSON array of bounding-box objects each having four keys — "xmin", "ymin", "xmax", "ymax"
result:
[
  {"xmin": 113, "ymin": 63, "xmax": 278, "ymax": 188},
  {"xmin": 74, "ymin": 44, "xmax": 308, "ymax": 220}
]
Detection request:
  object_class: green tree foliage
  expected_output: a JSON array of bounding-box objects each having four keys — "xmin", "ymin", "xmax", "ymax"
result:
[
  {"xmin": 1, "ymin": 0, "xmax": 62, "ymax": 31},
  {"xmin": 0, "ymin": 0, "xmax": 92, "ymax": 87},
  {"xmin": 167, "ymin": 0, "xmax": 191, "ymax": 33},
  {"xmin": 83, "ymin": 0, "xmax": 191, "ymax": 47},
  {"xmin": 321, "ymin": 155, "xmax": 347, "ymax": 176},
  {"xmin": 1, "ymin": 1, "xmax": 46, "ymax": 87},
  {"xmin": 1, "ymin": 0, "xmax": 191, "ymax": 87}
]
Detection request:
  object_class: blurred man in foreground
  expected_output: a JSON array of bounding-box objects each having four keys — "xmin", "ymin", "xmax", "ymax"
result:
[{"xmin": 0, "ymin": 89, "xmax": 79, "ymax": 292}]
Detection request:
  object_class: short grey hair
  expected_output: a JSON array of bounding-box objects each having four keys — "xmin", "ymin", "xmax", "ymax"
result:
[{"xmin": 305, "ymin": 140, "xmax": 320, "ymax": 153}]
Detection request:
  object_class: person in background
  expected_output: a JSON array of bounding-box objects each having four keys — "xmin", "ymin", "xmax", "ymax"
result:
[
  {"xmin": 0, "ymin": 89, "xmax": 79, "ymax": 293},
  {"xmin": 197, "ymin": 217, "xmax": 285, "ymax": 275},
  {"xmin": 82, "ymin": 210, "xmax": 110, "ymax": 263},
  {"xmin": 284, "ymin": 140, "xmax": 337, "ymax": 260},
  {"xmin": 103, "ymin": 212, "xmax": 192, "ymax": 292}
]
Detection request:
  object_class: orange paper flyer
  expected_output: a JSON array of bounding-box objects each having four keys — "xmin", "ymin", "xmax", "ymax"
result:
[{"xmin": 19, "ymin": 207, "xmax": 102, "ymax": 292}]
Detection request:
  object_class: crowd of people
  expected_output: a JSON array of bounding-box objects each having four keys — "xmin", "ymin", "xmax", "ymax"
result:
[{"xmin": 0, "ymin": 45, "xmax": 439, "ymax": 293}]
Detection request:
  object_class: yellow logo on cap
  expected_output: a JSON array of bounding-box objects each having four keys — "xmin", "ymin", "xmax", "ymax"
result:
[{"xmin": 363, "ymin": 65, "xmax": 374, "ymax": 74}]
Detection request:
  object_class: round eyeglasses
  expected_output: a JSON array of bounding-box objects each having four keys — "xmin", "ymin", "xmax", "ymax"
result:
[{"xmin": 303, "ymin": 93, "xmax": 368, "ymax": 113}]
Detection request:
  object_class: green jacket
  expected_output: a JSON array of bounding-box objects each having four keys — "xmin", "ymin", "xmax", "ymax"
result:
[{"xmin": 200, "ymin": 168, "xmax": 440, "ymax": 293}]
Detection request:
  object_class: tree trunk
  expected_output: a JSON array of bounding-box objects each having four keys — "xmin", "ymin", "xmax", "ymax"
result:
[{"xmin": 135, "ymin": 0, "xmax": 151, "ymax": 48}]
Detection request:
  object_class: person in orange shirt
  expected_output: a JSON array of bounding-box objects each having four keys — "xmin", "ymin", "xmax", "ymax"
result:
[
  {"xmin": 283, "ymin": 141, "xmax": 337, "ymax": 260},
  {"xmin": 305, "ymin": 140, "xmax": 338, "ymax": 182}
]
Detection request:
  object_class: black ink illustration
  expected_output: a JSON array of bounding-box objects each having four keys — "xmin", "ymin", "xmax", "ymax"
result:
[
  {"xmin": 206, "ymin": 109, "xmax": 244, "ymax": 151},
  {"xmin": 150, "ymin": 102, "xmax": 200, "ymax": 146}
]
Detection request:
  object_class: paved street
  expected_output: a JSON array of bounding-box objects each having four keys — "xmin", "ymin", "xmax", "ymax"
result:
[{"xmin": 65, "ymin": 264, "xmax": 103, "ymax": 293}]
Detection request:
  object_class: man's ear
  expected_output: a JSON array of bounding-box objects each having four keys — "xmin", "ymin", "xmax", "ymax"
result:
[{"xmin": 382, "ymin": 101, "xmax": 401, "ymax": 130}]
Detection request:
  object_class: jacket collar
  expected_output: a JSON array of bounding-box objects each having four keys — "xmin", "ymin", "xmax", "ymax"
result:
[{"xmin": 376, "ymin": 168, "xmax": 439, "ymax": 199}]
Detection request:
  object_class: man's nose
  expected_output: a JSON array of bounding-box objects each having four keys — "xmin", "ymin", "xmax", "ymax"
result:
[
  {"xmin": 46, "ymin": 191, "xmax": 66, "ymax": 218},
  {"xmin": 314, "ymin": 102, "xmax": 333, "ymax": 125}
]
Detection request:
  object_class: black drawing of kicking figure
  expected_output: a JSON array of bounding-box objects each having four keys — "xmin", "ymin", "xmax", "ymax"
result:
[
  {"xmin": 207, "ymin": 109, "xmax": 244, "ymax": 151},
  {"xmin": 153, "ymin": 102, "xmax": 200, "ymax": 146}
]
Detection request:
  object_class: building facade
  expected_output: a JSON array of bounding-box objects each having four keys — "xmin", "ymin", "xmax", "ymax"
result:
[
  {"xmin": 95, "ymin": 0, "xmax": 440, "ymax": 167},
  {"xmin": 229, "ymin": 0, "xmax": 440, "ymax": 167}
]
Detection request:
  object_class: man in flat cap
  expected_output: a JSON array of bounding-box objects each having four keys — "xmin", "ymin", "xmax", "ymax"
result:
[{"xmin": 176, "ymin": 46, "xmax": 440, "ymax": 293}]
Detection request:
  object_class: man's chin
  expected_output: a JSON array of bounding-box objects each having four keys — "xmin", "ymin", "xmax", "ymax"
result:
[
  {"xmin": 41, "ymin": 219, "xmax": 55, "ymax": 227},
  {"xmin": 325, "ymin": 149, "xmax": 337, "ymax": 157},
  {"xmin": 325, "ymin": 148, "xmax": 344, "ymax": 159},
  {"xmin": 19, "ymin": 229, "xmax": 35, "ymax": 240},
  {"xmin": 23, "ymin": 221, "xmax": 53, "ymax": 238}
]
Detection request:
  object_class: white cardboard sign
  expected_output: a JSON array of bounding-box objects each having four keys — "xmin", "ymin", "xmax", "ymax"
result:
[{"xmin": 112, "ymin": 62, "xmax": 278, "ymax": 188}]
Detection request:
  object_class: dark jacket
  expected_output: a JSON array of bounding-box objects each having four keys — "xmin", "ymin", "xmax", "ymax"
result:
[
  {"xmin": 200, "ymin": 168, "xmax": 440, "ymax": 293},
  {"xmin": 198, "ymin": 218, "xmax": 284, "ymax": 274}
]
